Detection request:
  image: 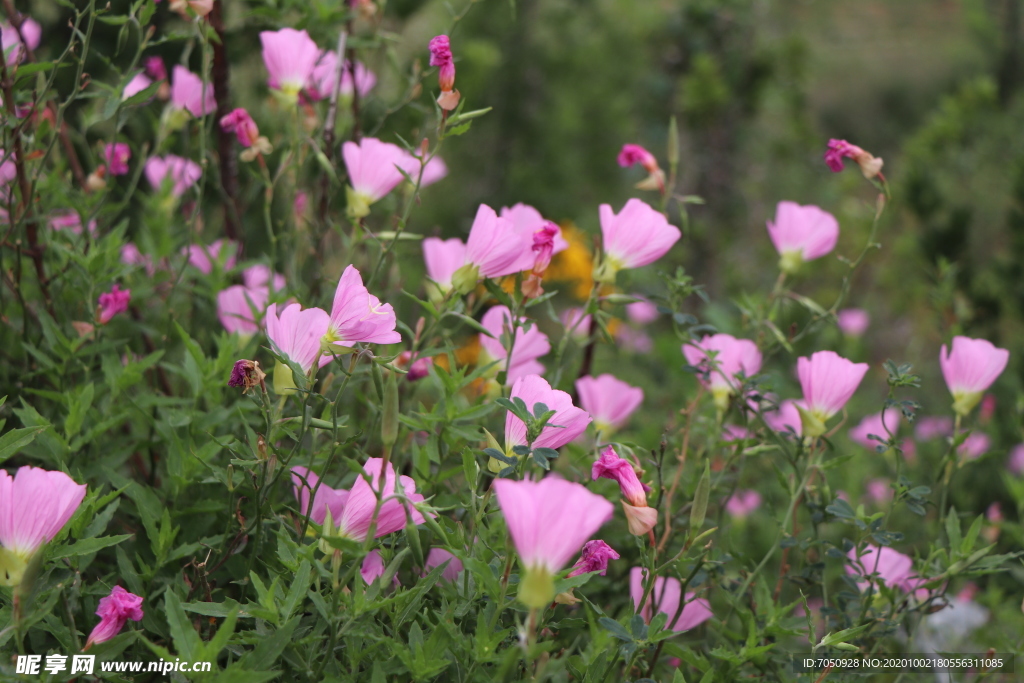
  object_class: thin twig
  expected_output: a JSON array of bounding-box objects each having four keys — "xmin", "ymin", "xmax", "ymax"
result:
[{"xmin": 209, "ymin": 0, "xmax": 241, "ymax": 247}]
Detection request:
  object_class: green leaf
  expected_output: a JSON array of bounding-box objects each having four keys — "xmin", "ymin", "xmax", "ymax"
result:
[
  {"xmin": 599, "ymin": 616, "xmax": 633, "ymax": 642},
  {"xmin": 49, "ymin": 534, "xmax": 131, "ymax": 560},
  {"xmin": 690, "ymin": 460, "xmax": 710, "ymax": 537},
  {"xmin": 0, "ymin": 425, "xmax": 46, "ymax": 465},
  {"xmin": 164, "ymin": 590, "xmax": 202, "ymax": 660}
]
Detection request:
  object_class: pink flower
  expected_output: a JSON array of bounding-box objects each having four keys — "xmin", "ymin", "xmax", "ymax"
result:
[
  {"xmin": 617, "ymin": 144, "xmax": 657, "ymax": 170},
  {"xmin": 626, "ymin": 298, "xmax": 659, "ymax": 324},
  {"xmin": 85, "ymin": 586, "xmax": 144, "ymax": 648},
  {"xmin": 49, "ymin": 211, "xmax": 97, "ymax": 235},
  {"xmin": 332, "ymin": 458, "xmax": 430, "ymax": 541},
  {"xmin": 560, "ymin": 307, "xmax": 592, "ymax": 340},
  {"xmin": 1007, "ymin": 444, "xmax": 1024, "ymax": 475},
  {"xmin": 615, "ymin": 327, "xmax": 653, "ymax": 354},
  {"xmin": 723, "ymin": 424, "xmax": 751, "ymax": 441},
  {"xmin": 342, "ymin": 137, "xmax": 411, "ymax": 215},
  {"xmin": 915, "ymin": 416, "xmax": 952, "ymax": 441},
  {"xmin": 220, "ymin": 108, "xmax": 259, "ymax": 147},
  {"xmin": 725, "ymin": 490, "xmax": 762, "ymax": 519},
  {"xmin": 957, "ymin": 432, "xmax": 990, "ymax": 460},
  {"xmin": 0, "ymin": 18, "xmax": 41, "ymax": 64},
  {"xmin": 98, "ymin": 284, "xmax": 131, "ymax": 324},
  {"xmin": 182, "ymin": 239, "xmax": 238, "ymax": 274},
  {"xmin": 797, "ymin": 351, "xmax": 869, "ymax": 437},
  {"xmin": 940, "ymin": 336, "xmax": 1010, "ymax": 416},
  {"xmin": 592, "ymin": 445, "xmax": 656, "ymax": 535},
  {"xmin": 265, "ymin": 303, "xmax": 332, "ymax": 374},
  {"xmin": 323, "ymin": 265, "xmax": 401, "ymax": 350},
  {"xmin": 505, "ymin": 374, "xmax": 592, "ymax": 450},
  {"xmin": 397, "ymin": 351, "xmax": 433, "ymax": 381},
  {"xmin": 764, "ymin": 399, "xmax": 804, "ymax": 436},
  {"xmin": 596, "ymin": 199, "xmax": 681, "ymax": 281},
  {"xmin": 683, "ymin": 334, "xmax": 762, "ymax": 409},
  {"xmin": 360, "ymin": 550, "xmax": 400, "ymax": 586},
  {"xmin": 630, "ymin": 567, "xmax": 712, "ymax": 632},
  {"xmin": 492, "ymin": 476, "xmax": 614, "ymax": 607},
  {"xmin": 428, "ymin": 35, "xmax": 455, "ymax": 92},
  {"xmin": 979, "ymin": 393, "xmax": 997, "ymax": 423},
  {"xmin": 413, "ymin": 153, "xmax": 448, "ymax": 188},
  {"xmin": 0, "ymin": 466, "xmax": 86, "ymax": 586},
  {"xmin": 307, "ymin": 53, "xmax": 377, "ymax": 100},
  {"xmin": 422, "ymin": 237, "xmax": 467, "ymax": 292},
  {"xmin": 846, "ymin": 544, "xmax": 920, "ymax": 593},
  {"xmin": 104, "ymin": 143, "xmax": 131, "ymax": 176},
  {"xmin": 122, "ymin": 72, "xmax": 153, "ymax": 101},
  {"xmin": 566, "ymin": 540, "xmax": 619, "ymax": 578},
  {"xmin": 424, "ymin": 548, "xmax": 463, "ymax": 583},
  {"xmin": 479, "ymin": 306, "xmax": 551, "ymax": 384},
  {"xmin": 766, "ymin": 201, "xmax": 839, "ymax": 273},
  {"xmin": 837, "ymin": 308, "xmax": 870, "ymax": 337},
  {"xmin": 217, "ymin": 285, "xmax": 269, "ymax": 336},
  {"xmin": 865, "ymin": 478, "xmax": 892, "ymax": 504},
  {"xmin": 291, "ymin": 467, "xmax": 348, "ymax": 525},
  {"xmin": 824, "ymin": 139, "xmax": 884, "ymax": 179},
  {"xmin": 121, "ymin": 244, "xmax": 156, "ymax": 276},
  {"xmin": 460, "ymin": 204, "xmax": 532, "ymax": 283},
  {"xmin": 260, "ymin": 28, "xmax": 321, "ymax": 98},
  {"xmin": 575, "ymin": 374, "xmax": 644, "ymax": 434},
  {"xmin": 170, "ymin": 65, "xmax": 215, "ymax": 117},
  {"xmin": 849, "ymin": 410, "xmax": 900, "ymax": 450},
  {"xmin": 241, "ymin": 264, "xmax": 286, "ymax": 293},
  {"xmin": 145, "ymin": 155, "xmax": 202, "ymax": 197},
  {"xmin": 500, "ymin": 203, "xmax": 569, "ymax": 269},
  {"xmin": 144, "ymin": 56, "xmax": 167, "ymax": 82}
]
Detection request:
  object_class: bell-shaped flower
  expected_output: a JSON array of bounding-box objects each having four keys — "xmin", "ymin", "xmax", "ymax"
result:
[
  {"xmin": 575, "ymin": 374, "xmax": 643, "ymax": 435},
  {"xmin": 422, "ymin": 237, "xmax": 467, "ymax": 296},
  {"xmin": 323, "ymin": 265, "xmax": 401, "ymax": 352},
  {"xmin": 291, "ymin": 467, "xmax": 348, "ymax": 526},
  {"xmin": 849, "ymin": 409, "xmax": 900, "ymax": 450},
  {"xmin": 626, "ymin": 298, "xmax": 659, "ymax": 324},
  {"xmin": 170, "ymin": 65, "xmax": 215, "ymax": 117},
  {"xmin": 424, "ymin": 548, "xmax": 463, "ymax": 583},
  {"xmin": 98, "ymin": 284, "xmax": 131, "ymax": 324},
  {"xmin": 85, "ymin": 585, "xmax": 144, "ymax": 648},
  {"xmin": 331, "ymin": 458, "xmax": 430, "ymax": 542},
  {"xmin": 630, "ymin": 567, "xmax": 712, "ymax": 632},
  {"xmin": 837, "ymin": 308, "xmax": 870, "ymax": 337},
  {"xmin": 360, "ymin": 550, "xmax": 400, "ymax": 586},
  {"xmin": 939, "ymin": 336, "xmax": 1009, "ymax": 417},
  {"xmin": 957, "ymin": 432, "xmax": 990, "ymax": 461},
  {"xmin": 145, "ymin": 155, "xmax": 202, "ymax": 197},
  {"xmin": 767, "ymin": 201, "xmax": 839, "ymax": 274},
  {"xmin": 449, "ymin": 205, "xmax": 533, "ymax": 292},
  {"xmin": 504, "ymin": 374, "xmax": 591, "ymax": 456},
  {"xmin": 342, "ymin": 137, "xmax": 411, "ymax": 218},
  {"xmin": 307, "ymin": 52, "xmax": 377, "ymax": 100},
  {"xmin": 797, "ymin": 351, "xmax": 869, "ymax": 438},
  {"xmin": 492, "ymin": 476, "xmax": 614, "ymax": 607},
  {"xmin": 846, "ymin": 544, "xmax": 921, "ymax": 593},
  {"xmin": 592, "ymin": 445, "xmax": 656, "ymax": 535},
  {"xmin": 478, "ymin": 306, "xmax": 550, "ymax": 384},
  {"xmin": 725, "ymin": 490, "xmax": 762, "ymax": 519},
  {"xmin": 266, "ymin": 303, "xmax": 331, "ymax": 393},
  {"xmin": 0, "ymin": 466, "xmax": 86, "ymax": 586},
  {"xmin": 595, "ymin": 198, "xmax": 680, "ymax": 282},
  {"xmin": 683, "ymin": 334, "xmax": 762, "ymax": 411},
  {"xmin": 499, "ymin": 203, "xmax": 569, "ymax": 272},
  {"xmin": 260, "ymin": 28, "xmax": 320, "ymax": 100}
]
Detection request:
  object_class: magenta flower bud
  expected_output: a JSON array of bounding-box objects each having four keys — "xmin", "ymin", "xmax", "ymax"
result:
[
  {"xmin": 220, "ymin": 108, "xmax": 260, "ymax": 148},
  {"xmin": 531, "ymin": 222, "xmax": 559, "ymax": 274},
  {"xmin": 397, "ymin": 351, "xmax": 433, "ymax": 381},
  {"xmin": 98, "ymin": 284, "xmax": 131, "ymax": 324},
  {"xmin": 479, "ymin": 306, "xmax": 551, "ymax": 384},
  {"xmin": 423, "ymin": 548, "xmax": 463, "ymax": 583},
  {"xmin": 846, "ymin": 544, "xmax": 921, "ymax": 593},
  {"xmin": 617, "ymin": 144, "xmax": 657, "ymax": 171},
  {"xmin": 630, "ymin": 567, "xmax": 712, "ymax": 632},
  {"xmin": 797, "ymin": 351, "xmax": 869, "ymax": 437},
  {"xmin": 725, "ymin": 490, "xmax": 762, "ymax": 519},
  {"xmin": 500, "ymin": 203, "xmax": 568, "ymax": 271},
  {"xmin": 939, "ymin": 336, "xmax": 1009, "ymax": 417},
  {"xmin": 323, "ymin": 265, "xmax": 401, "ymax": 351},
  {"xmin": 592, "ymin": 445, "xmax": 649, "ymax": 509},
  {"xmin": 290, "ymin": 467, "xmax": 347, "ymax": 526},
  {"xmin": 144, "ymin": 56, "xmax": 167, "ymax": 81},
  {"xmin": 428, "ymin": 35, "xmax": 456, "ymax": 92},
  {"xmin": 505, "ymin": 374, "xmax": 592, "ymax": 450},
  {"xmin": 260, "ymin": 28, "xmax": 321, "ymax": 99},
  {"xmin": 767, "ymin": 201, "xmax": 839, "ymax": 274},
  {"xmin": 683, "ymin": 333, "xmax": 762, "ymax": 410},
  {"xmin": 825, "ymin": 138, "xmax": 884, "ymax": 179},
  {"xmin": 85, "ymin": 586, "xmax": 144, "ymax": 648},
  {"xmin": 566, "ymin": 539, "xmax": 620, "ymax": 578},
  {"xmin": 837, "ymin": 308, "xmax": 870, "ymax": 337},
  {"xmin": 170, "ymin": 65, "xmax": 215, "ymax": 117},
  {"xmin": 104, "ymin": 143, "xmax": 131, "ymax": 176},
  {"xmin": 360, "ymin": 550, "xmax": 400, "ymax": 586},
  {"xmin": 849, "ymin": 409, "xmax": 900, "ymax": 450},
  {"xmin": 575, "ymin": 374, "xmax": 644, "ymax": 435},
  {"xmin": 596, "ymin": 199, "xmax": 681, "ymax": 282}
]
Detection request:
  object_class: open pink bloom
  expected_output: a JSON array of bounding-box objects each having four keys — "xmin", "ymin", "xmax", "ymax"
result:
[
  {"xmin": 220, "ymin": 108, "xmax": 259, "ymax": 147},
  {"xmin": 359, "ymin": 550, "xmax": 400, "ymax": 586},
  {"xmin": 767, "ymin": 201, "xmax": 839, "ymax": 273},
  {"xmin": 626, "ymin": 298, "xmax": 659, "ymax": 324},
  {"xmin": 566, "ymin": 539, "xmax": 619, "ymax": 578},
  {"xmin": 575, "ymin": 374, "xmax": 644, "ymax": 433},
  {"xmin": 492, "ymin": 476, "xmax": 613, "ymax": 607},
  {"xmin": 824, "ymin": 138, "xmax": 884, "ymax": 179},
  {"xmin": 940, "ymin": 336, "xmax": 1010, "ymax": 416},
  {"xmin": 0, "ymin": 466, "xmax": 86, "ymax": 586},
  {"xmin": 333, "ymin": 458, "xmax": 430, "ymax": 541},
  {"xmin": 122, "ymin": 72, "xmax": 153, "ymax": 101},
  {"xmin": 1, "ymin": 18, "xmax": 41, "ymax": 64},
  {"xmin": 797, "ymin": 351, "xmax": 869, "ymax": 436},
  {"xmin": 104, "ymin": 143, "xmax": 131, "ymax": 176},
  {"xmin": 324, "ymin": 265, "xmax": 401, "ymax": 349},
  {"xmin": 265, "ymin": 303, "xmax": 332, "ymax": 373},
  {"xmin": 145, "ymin": 155, "xmax": 202, "ymax": 197},
  {"xmin": 849, "ymin": 410, "xmax": 900, "ymax": 450},
  {"xmin": 424, "ymin": 548, "xmax": 463, "ymax": 583},
  {"xmin": 182, "ymin": 239, "xmax": 238, "ymax": 274},
  {"xmin": 683, "ymin": 334, "xmax": 762, "ymax": 408},
  {"xmin": 343, "ymin": 137, "xmax": 411, "ymax": 209},
  {"xmin": 765, "ymin": 399, "xmax": 804, "ymax": 436},
  {"xmin": 597, "ymin": 199, "xmax": 681, "ymax": 280},
  {"xmin": 915, "ymin": 416, "xmax": 952, "ymax": 441},
  {"xmin": 837, "ymin": 308, "xmax": 870, "ymax": 337},
  {"xmin": 422, "ymin": 237, "xmax": 467, "ymax": 291},
  {"xmin": 479, "ymin": 306, "xmax": 551, "ymax": 383},
  {"xmin": 505, "ymin": 374, "xmax": 591, "ymax": 450},
  {"xmin": 847, "ymin": 544, "xmax": 920, "ymax": 593},
  {"xmin": 865, "ymin": 478, "xmax": 892, "ymax": 504},
  {"xmin": 85, "ymin": 586, "xmax": 144, "ymax": 648},
  {"xmin": 1007, "ymin": 444, "xmax": 1024, "ymax": 475},
  {"xmin": 291, "ymin": 467, "xmax": 348, "ymax": 525},
  {"xmin": 307, "ymin": 52, "xmax": 377, "ymax": 100},
  {"xmin": 49, "ymin": 211, "xmax": 97, "ymax": 235},
  {"xmin": 617, "ymin": 144, "xmax": 657, "ymax": 170},
  {"xmin": 260, "ymin": 28, "xmax": 320, "ymax": 97},
  {"xmin": 428, "ymin": 35, "xmax": 455, "ymax": 92},
  {"xmin": 217, "ymin": 285, "xmax": 269, "ymax": 336},
  {"xmin": 170, "ymin": 65, "xmax": 215, "ymax": 117},
  {"xmin": 957, "ymin": 432, "xmax": 990, "ymax": 460},
  {"xmin": 630, "ymin": 567, "xmax": 712, "ymax": 632},
  {"xmin": 462, "ymin": 204, "xmax": 532, "ymax": 280},
  {"xmin": 725, "ymin": 490, "xmax": 762, "ymax": 518},
  {"xmin": 560, "ymin": 308, "xmax": 592, "ymax": 340},
  {"xmin": 98, "ymin": 284, "xmax": 131, "ymax": 324}
]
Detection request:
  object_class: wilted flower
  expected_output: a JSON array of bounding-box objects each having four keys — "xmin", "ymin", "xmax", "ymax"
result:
[
  {"xmin": 170, "ymin": 65, "xmax": 215, "ymax": 117},
  {"xmin": 500, "ymin": 204, "xmax": 569, "ymax": 265},
  {"xmin": 145, "ymin": 155, "xmax": 202, "ymax": 197},
  {"xmin": 617, "ymin": 143, "xmax": 665, "ymax": 192},
  {"xmin": 492, "ymin": 476, "xmax": 614, "ymax": 607},
  {"xmin": 261, "ymin": 28, "xmax": 321, "ymax": 100},
  {"xmin": 837, "ymin": 308, "xmax": 870, "ymax": 337},
  {"xmin": 796, "ymin": 351, "xmax": 869, "ymax": 438},
  {"xmin": 0, "ymin": 466, "xmax": 87, "ymax": 586},
  {"xmin": 566, "ymin": 540, "xmax": 619, "ymax": 578},
  {"xmin": 846, "ymin": 544, "xmax": 920, "ymax": 593},
  {"xmin": 766, "ymin": 201, "xmax": 839, "ymax": 274},
  {"xmin": 595, "ymin": 199, "xmax": 681, "ymax": 282},
  {"xmin": 228, "ymin": 359, "xmax": 266, "ymax": 394},
  {"xmin": 323, "ymin": 265, "xmax": 401, "ymax": 351},
  {"xmin": 84, "ymin": 586, "xmax": 144, "ymax": 648},
  {"xmin": 575, "ymin": 374, "xmax": 644, "ymax": 434},
  {"xmin": 630, "ymin": 567, "xmax": 713, "ymax": 632},
  {"xmin": 220, "ymin": 108, "xmax": 260, "ymax": 147},
  {"xmin": 825, "ymin": 138, "xmax": 884, "ymax": 179},
  {"xmin": 725, "ymin": 490, "xmax": 762, "ymax": 519},
  {"xmin": 504, "ymin": 374, "xmax": 591, "ymax": 452},
  {"xmin": 522, "ymin": 222, "xmax": 560, "ymax": 298},
  {"xmin": 428, "ymin": 35, "xmax": 459, "ymax": 110},
  {"xmin": 104, "ymin": 143, "xmax": 131, "ymax": 176},
  {"xmin": 290, "ymin": 467, "xmax": 348, "ymax": 526},
  {"xmin": 478, "ymin": 306, "xmax": 550, "ymax": 384},
  {"xmin": 329, "ymin": 458, "xmax": 430, "ymax": 542},
  {"xmin": 939, "ymin": 336, "xmax": 1009, "ymax": 417},
  {"xmin": 592, "ymin": 445, "xmax": 656, "ymax": 535},
  {"xmin": 98, "ymin": 284, "xmax": 131, "ymax": 324},
  {"xmin": 683, "ymin": 334, "xmax": 762, "ymax": 411}
]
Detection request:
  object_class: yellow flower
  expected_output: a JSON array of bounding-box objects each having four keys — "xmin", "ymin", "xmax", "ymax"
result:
[{"xmin": 545, "ymin": 223, "xmax": 594, "ymax": 301}]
